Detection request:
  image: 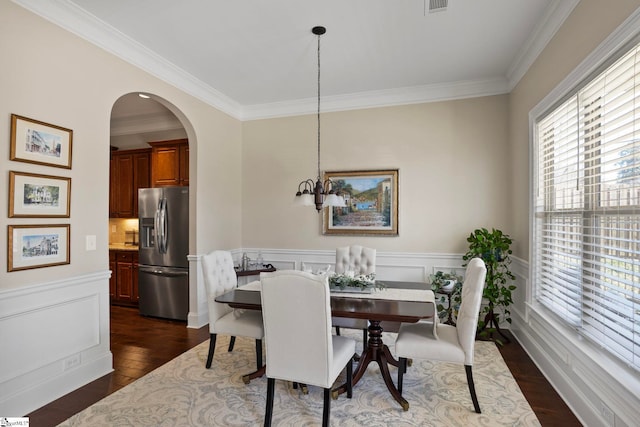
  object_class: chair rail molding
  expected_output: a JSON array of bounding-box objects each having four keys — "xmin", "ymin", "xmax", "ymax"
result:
[{"xmin": 0, "ymin": 271, "xmax": 112, "ymax": 416}]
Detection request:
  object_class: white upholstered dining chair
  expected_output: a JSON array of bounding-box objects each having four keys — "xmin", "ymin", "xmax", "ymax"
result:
[
  {"xmin": 395, "ymin": 257, "xmax": 487, "ymax": 413},
  {"xmin": 201, "ymin": 250, "xmax": 264, "ymax": 371},
  {"xmin": 333, "ymin": 245, "xmax": 376, "ymax": 347},
  {"xmin": 260, "ymin": 270, "xmax": 355, "ymax": 427}
]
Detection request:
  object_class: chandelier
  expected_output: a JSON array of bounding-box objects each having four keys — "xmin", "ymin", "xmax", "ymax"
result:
[{"xmin": 294, "ymin": 26, "xmax": 345, "ymax": 212}]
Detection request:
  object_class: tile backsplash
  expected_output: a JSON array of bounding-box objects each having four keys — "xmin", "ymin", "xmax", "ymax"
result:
[{"xmin": 109, "ymin": 218, "xmax": 139, "ymax": 245}]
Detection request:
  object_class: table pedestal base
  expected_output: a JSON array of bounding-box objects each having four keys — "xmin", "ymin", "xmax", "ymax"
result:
[
  {"xmin": 242, "ymin": 365, "xmax": 265, "ymax": 384},
  {"xmin": 334, "ymin": 320, "xmax": 409, "ymax": 411}
]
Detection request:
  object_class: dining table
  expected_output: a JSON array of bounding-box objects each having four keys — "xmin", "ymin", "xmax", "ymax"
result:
[{"xmin": 214, "ymin": 278, "xmax": 435, "ymax": 411}]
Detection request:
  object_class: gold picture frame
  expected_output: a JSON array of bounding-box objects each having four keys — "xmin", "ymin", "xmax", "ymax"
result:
[
  {"xmin": 9, "ymin": 171, "xmax": 71, "ymax": 218},
  {"xmin": 322, "ymin": 169, "xmax": 399, "ymax": 236},
  {"xmin": 8, "ymin": 224, "xmax": 70, "ymax": 272},
  {"xmin": 10, "ymin": 114, "xmax": 73, "ymax": 169}
]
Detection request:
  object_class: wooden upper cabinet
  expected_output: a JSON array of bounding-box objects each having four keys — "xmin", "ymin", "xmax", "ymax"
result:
[
  {"xmin": 109, "ymin": 155, "xmax": 117, "ymax": 217},
  {"xmin": 149, "ymin": 139, "xmax": 189, "ymax": 187},
  {"xmin": 133, "ymin": 151, "xmax": 151, "ymax": 217},
  {"xmin": 179, "ymin": 143, "xmax": 189, "ymax": 186},
  {"xmin": 116, "ymin": 154, "xmax": 135, "ymax": 217},
  {"xmin": 109, "ymin": 148, "xmax": 151, "ymax": 218}
]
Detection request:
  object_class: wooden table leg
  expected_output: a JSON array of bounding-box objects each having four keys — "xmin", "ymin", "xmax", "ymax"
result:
[
  {"xmin": 242, "ymin": 365, "xmax": 265, "ymax": 384},
  {"xmin": 332, "ymin": 320, "xmax": 409, "ymax": 411}
]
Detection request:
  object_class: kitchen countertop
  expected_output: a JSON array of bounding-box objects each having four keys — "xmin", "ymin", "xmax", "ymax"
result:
[{"xmin": 109, "ymin": 243, "xmax": 139, "ymax": 251}]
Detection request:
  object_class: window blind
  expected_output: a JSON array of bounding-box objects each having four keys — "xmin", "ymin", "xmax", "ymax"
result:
[{"xmin": 534, "ymin": 43, "xmax": 640, "ymax": 370}]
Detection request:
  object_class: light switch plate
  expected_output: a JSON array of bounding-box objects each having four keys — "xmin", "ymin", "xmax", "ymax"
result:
[{"xmin": 86, "ymin": 235, "xmax": 96, "ymax": 251}]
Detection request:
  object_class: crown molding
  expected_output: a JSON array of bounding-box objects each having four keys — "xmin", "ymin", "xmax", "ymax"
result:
[
  {"xmin": 240, "ymin": 77, "xmax": 510, "ymax": 120},
  {"xmin": 110, "ymin": 112, "xmax": 184, "ymax": 136},
  {"xmin": 13, "ymin": 0, "xmax": 569, "ymax": 121},
  {"xmin": 506, "ymin": 0, "xmax": 580, "ymax": 90},
  {"xmin": 530, "ymin": 6, "xmax": 640, "ymax": 121},
  {"xmin": 12, "ymin": 0, "xmax": 243, "ymax": 119}
]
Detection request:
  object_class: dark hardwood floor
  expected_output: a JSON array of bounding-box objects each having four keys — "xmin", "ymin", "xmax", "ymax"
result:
[{"xmin": 27, "ymin": 305, "xmax": 582, "ymax": 426}]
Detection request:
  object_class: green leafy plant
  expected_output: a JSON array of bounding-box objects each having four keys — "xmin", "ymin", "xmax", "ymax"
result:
[
  {"xmin": 429, "ymin": 271, "xmax": 463, "ymax": 324},
  {"xmin": 462, "ymin": 228, "xmax": 516, "ymax": 343},
  {"xmin": 328, "ymin": 272, "xmax": 385, "ymax": 291}
]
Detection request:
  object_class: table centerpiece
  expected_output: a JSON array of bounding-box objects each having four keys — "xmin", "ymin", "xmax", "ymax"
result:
[{"xmin": 328, "ymin": 272, "xmax": 385, "ymax": 293}]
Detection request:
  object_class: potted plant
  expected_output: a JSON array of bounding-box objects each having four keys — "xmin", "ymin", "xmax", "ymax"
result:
[
  {"xmin": 429, "ymin": 271, "xmax": 463, "ymax": 325},
  {"xmin": 462, "ymin": 228, "xmax": 516, "ymax": 344}
]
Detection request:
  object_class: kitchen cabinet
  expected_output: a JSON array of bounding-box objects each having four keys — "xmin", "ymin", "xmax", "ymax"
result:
[
  {"xmin": 109, "ymin": 249, "xmax": 139, "ymax": 306},
  {"xmin": 109, "ymin": 148, "xmax": 150, "ymax": 217},
  {"xmin": 149, "ymin": 139, "xmax": 189, "ymax": 187},
  {"xmin": 109, "ymin": 251, "xmax": 117, "ymax": 299}
]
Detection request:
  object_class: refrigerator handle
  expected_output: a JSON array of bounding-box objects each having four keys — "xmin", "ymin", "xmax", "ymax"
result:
[
  {"xmin": 154, "ymin": 201, "xmax": 162, "ymax": 253},
  {"xmin": 160, "ymin": 197, "xmax": 168, "ymax": 254},
  {"xmin": 139, "ymin": 265, "xmax": 188, "ymax": 277}
]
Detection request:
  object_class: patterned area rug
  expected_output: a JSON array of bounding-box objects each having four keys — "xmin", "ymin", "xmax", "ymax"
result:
[{"xmin": 58, "ymin": 331, "xmax": 540, "ymax": 426}]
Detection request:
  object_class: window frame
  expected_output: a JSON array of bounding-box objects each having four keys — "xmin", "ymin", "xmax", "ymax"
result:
[{"xmin": 529, "ymin": 20, "xmax": 640, "ymax": 372}]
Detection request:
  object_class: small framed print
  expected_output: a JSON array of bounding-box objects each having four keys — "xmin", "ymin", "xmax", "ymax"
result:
[
  {"xmin": 10, "ymin": 114, "xmax": 73, "ymax": 169},
  {"xmin": 323, "ymin": 169, "xmax": 399, "ymax": 236},
  {"xmin": 8, "ymin": 224, "xmax": 70, "ymax": 272},
  {"xmin": 9, "ymin": 171, "xmax": 71, "ymax": 218}
]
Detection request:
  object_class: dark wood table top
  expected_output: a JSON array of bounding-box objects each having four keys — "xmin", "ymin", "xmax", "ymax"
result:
[{"xmin": 215, "ymin": 280, "xmax": 435, "ymax": 322}]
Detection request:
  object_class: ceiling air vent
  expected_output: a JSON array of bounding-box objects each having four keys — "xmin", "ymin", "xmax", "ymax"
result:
[{"xmin": 429, "ymin": 0, "xmax": 448, "ymax": 13}]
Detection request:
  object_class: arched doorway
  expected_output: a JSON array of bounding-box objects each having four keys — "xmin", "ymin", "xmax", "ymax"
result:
[{"xmin": 109, "ymin": 92, "xmax": 195, "ymax": 322}]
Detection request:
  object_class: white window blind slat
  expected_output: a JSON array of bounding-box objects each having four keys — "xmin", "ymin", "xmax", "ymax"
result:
[{"xmin": 534, "ymin": 42, "xmax": 640, "ymax": 370}]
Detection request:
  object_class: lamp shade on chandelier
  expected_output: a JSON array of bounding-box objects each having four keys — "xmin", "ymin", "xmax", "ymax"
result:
[{"xmin": 294, "ymin": 26, "xmax": 345, "ymax": 212}]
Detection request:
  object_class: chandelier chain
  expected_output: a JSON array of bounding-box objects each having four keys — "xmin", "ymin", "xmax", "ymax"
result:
[
  {"xmin": 316, "ymin": 30, "xmax": 321, "ymax": 181},
  {"xmin": 294, "ymin": 26, "xmax": 342, "ymax": 212}
]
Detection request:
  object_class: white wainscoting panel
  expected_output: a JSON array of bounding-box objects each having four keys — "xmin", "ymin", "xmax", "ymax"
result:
[
  {"xmin": 0, "ymin": 271, "xmax": 112, "ymax": 416},
  {"xmin": 509, "ymin": 257, "xmax": 640, "ymax": 427},
  {"xmin": 187, "ymin": 254, "xmax": 209, "ymax": 329},
  {"xmin": 187, "ymin": 248, "xmax": 467, "ymax": 328}
]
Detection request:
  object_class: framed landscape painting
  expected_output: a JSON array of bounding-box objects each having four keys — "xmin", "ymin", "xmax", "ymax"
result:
[
  {"xmin": 9, "ymin": 171, "xmax": 71, "ymax": 218},
  {"xmin": 323, "ymin": 169, "xmax": 398, "ymax": 236},
  {"xmin": 8, "ymin": 224, "xmax": 70, "ymax": 272},
  {"xmin": 10, "ymin": 114, "xmax": 73, "ymax": 169}
]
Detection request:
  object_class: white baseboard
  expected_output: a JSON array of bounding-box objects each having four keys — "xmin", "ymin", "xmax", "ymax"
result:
[
  {"xmin": 0, "ymin": 272, "xmax": 112, "ymax": 416},
  {"xmin": 509, "ymin": 257, "xmax": 639, "ymax": 427}
]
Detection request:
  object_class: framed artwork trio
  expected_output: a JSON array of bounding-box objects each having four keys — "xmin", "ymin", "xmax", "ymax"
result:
[{"xmin": 7, "ymin": 114, "xmax": 73, "ymax": 272}]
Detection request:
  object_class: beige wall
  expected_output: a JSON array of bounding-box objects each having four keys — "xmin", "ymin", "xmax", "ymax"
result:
[
  {"xmin": 242, "ymin": 96, "xmax": 511, "ymax": 253},
  {"xmin": 0, "ymin": 1, "xmax": 242, "ymax": 291},
  {"xmin": 508, "ymin": 0, "xmax": 640, "ymax": 258}
]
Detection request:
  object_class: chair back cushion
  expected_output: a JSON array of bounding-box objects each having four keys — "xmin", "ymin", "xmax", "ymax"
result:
[
  {"xmin": 201, "ymin": 250, "xmax": 237, "ymax": 331},
  {"xmin": 335, "ymin": 245, "xmax": 376, "ymax": 275},
  {"xmin": 260, "ymin": 270, "xmax": 335, "ymax": 388},
  {"xmin": 456, "ymin": 257, "xmax": 487, "ymax": 365}
]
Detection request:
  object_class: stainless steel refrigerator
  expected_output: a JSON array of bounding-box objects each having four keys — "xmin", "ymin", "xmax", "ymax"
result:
[{"xmin": 138, "ymin": 186, "xmax": 189, "ymax": 321}]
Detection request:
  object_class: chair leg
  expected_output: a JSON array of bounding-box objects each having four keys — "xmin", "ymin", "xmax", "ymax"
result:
[
  {"xmin": 335, "ymin": 326, "xmax": 341, "ymax": 336},
  {"xmin": 256, "ymin": 339, "xmax": 263, "ymax": 369},
  {"xmin": 264, "ymin": 377, "xmax": 275, "ymax": 427},
  {"xmin": 322, "ymin": 388, "xmax": 331, "ymax": 427},
  {"xmin": 398, "ymin": 357, "xmax": 407, "ymax": 394},
  {"xmin": 346, "ymin": 357, "xmax": 353, "ymax": 398},
  {"xmin": 465, "ymin": 365, "xmax": 481, "ymax": 414},
  {"xmin": 205, "ymin": 333, "xmax": 217, "ymax": 369},
  {"xmin": 228, "ymin": 336, "xmax": 236, "ymax": 352}
]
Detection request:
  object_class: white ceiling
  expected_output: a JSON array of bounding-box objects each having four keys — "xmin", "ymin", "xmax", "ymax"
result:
[{"xmin": 15, "ymin": 0, "xmax": 579, "ymax": 121}]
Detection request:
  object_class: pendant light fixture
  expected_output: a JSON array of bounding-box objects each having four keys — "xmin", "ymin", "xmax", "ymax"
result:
[{"xmin": 294, "ymin": 26, "xmax": 345, "ymax": 212}]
